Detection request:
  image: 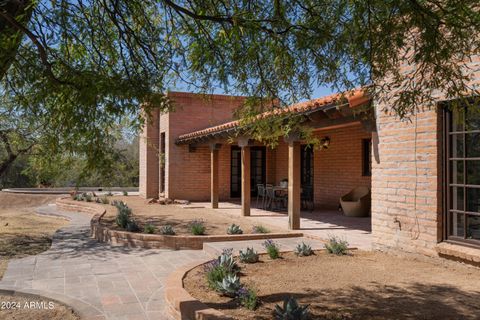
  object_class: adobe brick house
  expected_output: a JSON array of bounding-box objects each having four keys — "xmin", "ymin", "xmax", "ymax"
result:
[{"xmin": 139, "ymin": 79, "xmax": 480, "ymax": 260}]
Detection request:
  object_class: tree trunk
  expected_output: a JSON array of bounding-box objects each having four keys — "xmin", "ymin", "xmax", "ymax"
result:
[{"xmin": 0, "ymin": 153, "xmax": 18, "ymax": 177}]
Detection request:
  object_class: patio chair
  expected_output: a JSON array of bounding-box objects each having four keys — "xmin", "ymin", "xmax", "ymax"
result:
[
  {"xmin": 256, "ymin": 184, "xmax": 266, "ymax": 209},
  {"xmin": 265, "ymin": 185, "xmax": 285, "ymax": 211},
  {"xmin": 339, "ymin": 186, "xmax": 371, "ymax": 217}
]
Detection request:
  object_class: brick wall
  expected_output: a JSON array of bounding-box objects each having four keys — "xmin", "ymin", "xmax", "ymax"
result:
[
  {"xmin": 274, "ymin": 123, "xmax": 372, "ymax": 209},
  {"xmin": 139, "ymin": 108, "xmax": 160, "ymax": 198}
]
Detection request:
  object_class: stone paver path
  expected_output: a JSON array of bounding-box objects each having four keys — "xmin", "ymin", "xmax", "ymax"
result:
[{"xmin": 0, "ymin": 204, "xmax": 207, "ymax": 320}]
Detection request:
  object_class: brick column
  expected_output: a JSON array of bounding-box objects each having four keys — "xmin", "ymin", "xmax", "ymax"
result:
[
  {"xmin": 238, "ymin": 137, "xmax": 251, "ymax": 216},
  {"xmin": 210, "ymin": 143, "xmax": 220, "ymax": 209},
  {"xmin": 139, "ymin": 108, "xmax": 160, "ymax": 198},
  {"xmin": 287, "ymin": 138, "xmax": 301, "ymax": 230}
]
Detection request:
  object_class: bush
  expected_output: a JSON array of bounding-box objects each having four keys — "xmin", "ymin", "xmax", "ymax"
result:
[
  {"xmin": 189, "ymin": 219, "xmax": 206, "ymax": 235},
  {"xmin": 160, "ymin": 225, "xmax": 175, "ymax": 235},
  {"xmin": 227, "ymin": 224, "xmax": 243, "ymax": 235},
  {"xmin": 262, "ymin": 239, "xmax": 280, "ymax": 259},
  {"xmin": 123, "ymin": 190, "xmax": 128, "ymax": 196},
  {"xmin": 238, "ymin": 287, "xmax": 259, "ymax": 310},
  {"xmin": 99, "ymin": 196, "xmax": 109, "ymax": 204},
  {"xmin": 325, "ymin": 235, "xmax": 349, "ymax": 255},
  {"xmin": 239, "ymin": 247, "xmax": 259, "ymax": 263},
  {"xmin": 274, "ymin": 297, "xmax": 310, "ymax": 320},
  {"xmin": 252, "ymin": 225, "xmax": 270, "ymax": 234},
  {"xmin": 114, "ymin": 201, "xmax": 132, "ymax": 229},
  {"xmin": 144, "ymin": 223, "xmax": 156, "ymax": 234},
  {"xmin": 294, "ymin": 242, "xmax": 314, "ymax": 257},
  {"xmin": 204, "ymin": 249, "xmax": 240, "ymax": 290},
  {"xmin": 84, "ymin": 193, "xmax": 93, "ymax": 202},
  {"xmin": 126, "ymin": 219, "xmax": 140, "ymax": 232},
  {"xmin": 73, "ymin": 193, "xmax": 84, "ymax": 201},
  {"xmin": 216, "ymin": 274, "xmax": 241, "ymax": 297}
]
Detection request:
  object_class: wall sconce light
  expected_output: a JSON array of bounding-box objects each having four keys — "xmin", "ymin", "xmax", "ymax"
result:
[{"xmin": 320, "ymin": 136, "xmax": 330, "ymax": 149}]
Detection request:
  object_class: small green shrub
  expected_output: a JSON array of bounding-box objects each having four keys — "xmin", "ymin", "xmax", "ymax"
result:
[
  {"xmin": 84, "ymin": 193, "xmax": 93, "ymax": 202},
  {"xmin": 144, "ymin": 223, "xmax": 156, "ymax": 234},
  {"xmin": 126, "ymin": 219, "xmax": 140, "ymax": 232},
  {"xmin": 123, "ymin": 190, "xmax": 128, "ymax": 196},
  {"xmin": 115, "ymin": 201, "xmax": 132, "ymax": 229},
  {"xmin": 294, "ymin": 242, "xmax": 314, "ymax": 257},
  {"xmin": 99, "ymin": 196, "xmax": 109, "ymax": 204},
  {"xmin": 205, "ymin": 261, "xmax": 228, "ymax": 290},
  {"xmin": 216, "ymin": 274, "xmax": 241, "ymax": 297},
  {"xmin": 274, "ymin": 297, "xmax": 310, "ymax": 320},
  {"xmin": 227, "ymin": 224, "xmax": 243, "ymax": 235},
  {"xmin": 262, "ymin": 239, "xmax": 280, "ymax": 259},
  {"xmin": 238, "ymin": 287, "xmax": 259, "ymax": 310},
  {"xmin": 189, "ymin": 219, "xmax": 206, "ymax": 235},
  {"xmin": 239, "ymin": 247, "xmax": 259, "ymax": 263},
  {"xmin": 325, "ymin": 235, "xmax": 349, "ymax": 255},
  {"xmin": 73, "ymin": 194, "xmax": 83, "ymax": 201},
  {"xmin": 160, "ymin": 225, "xmax": 175, "ymax": 235},
  {"xmin": 252, "ymin": 225, "xmax": 270, "ymax": 234}
]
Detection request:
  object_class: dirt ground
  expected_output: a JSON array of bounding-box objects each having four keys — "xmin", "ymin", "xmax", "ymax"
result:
[
  {"xmin": 101, "ymin": 196, "xmax": 283, "ymax": 235},
  {"xmin": 0, "ymin": 294, "xmax": 79, "ymax": 320},
  {"xmin": 184, "ymin": 251, "xmax": 480, "ymax": 320},
  {"xmin": 0, "ymin": 192, "xmax": 68, "ymax": 278}
]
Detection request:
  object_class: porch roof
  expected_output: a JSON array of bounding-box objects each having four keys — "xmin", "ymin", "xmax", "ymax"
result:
[{"xmin": 175, "ymin": 87, "xmax": 370, "ymax": 145}]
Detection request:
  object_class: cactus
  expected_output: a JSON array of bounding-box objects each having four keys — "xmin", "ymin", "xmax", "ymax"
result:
[
  {"xmin": 227, "ymin": 224, "xmax": 243, "ymax": 235},
  {"xmin": 239, "ymin": 247, "xmax": 259, "ymax": 263},
  {"xmin": 294, "ymin": 242, "xmax": 313, "ymax": 257},
  {"xmin": 216, "ymin": 274, "xmax": 241, "ymax": 297},
  {"xmin": 217, "ymin": 251, "xmax": 240, "ymax": 274},
  {"xmin": 274, "ymin": 297, "xmax": 310, "ymax": 320}
]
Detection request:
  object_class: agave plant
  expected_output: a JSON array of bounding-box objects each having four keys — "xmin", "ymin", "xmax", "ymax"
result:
[
  {"xmin": 239, "ymin": 247, "xmax": 259, "ymax": 263},
  {"xmin": 217, "ymin": 251, "xmax": 240, "ymax": 274},
  {"xmin": 274, "ymin": 297, "xmax": 310, "ymax": 320},
  {"xmin": 294, "ymin": 242, "xmax": 314, "ymax": 257},
  {"xmin": 216, "ymin": 274, "xmax": 241, "ymax": 297},
  {"xmin": 160, "ymin": 225, "xmax": 175, "ymax": 235},
  {"xmin": 227, "ymin": 224, "xmax": 243, "ymax": 235}
]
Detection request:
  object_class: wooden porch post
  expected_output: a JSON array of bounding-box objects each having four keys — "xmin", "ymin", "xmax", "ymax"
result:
[
  {"xmin": 238, "ymin": 137, "xmax": 251, "ymax": 216},
  {"xmin": 288, "ymin": 139, "xmax": 301, "ymax": 230},
  {"xmin": 210, "ymin": 143, "xmax": 220, "ymax": 209}
]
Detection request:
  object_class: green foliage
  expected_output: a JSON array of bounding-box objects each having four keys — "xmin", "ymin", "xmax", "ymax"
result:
[
  {"xmin": 126, "ymin": 219, "xmax": 140, "ymax": 232},
  {"xmin": 238, "ymin": 287, "xmax": 259, "ymax": 310},
  {"xmin": 160, "ymin": 225, "xmax": 175, "ymax": 235},
  {"xmin": 205, "ymin": 263, "xmax": 229, "ymax": 290},
  {"xmin": 325, "ymin": 236, "xmax": 349, "ymax": 255},
  {"xmin": 216, "ymin": 274, "xmax": 241, "ymax": 297},
  {"xmin": 99, "ymin": 196, "xmax": 110, "ymax": 204},
  {"xmin": 114, "ymin": 201, "xmax": 132, "ymax": 229},
  {"xmin": 217, "ymin": 250, "xmax": 240, "ymax": 275},
  {"xmin": 252, "ymin": 225, "xmax": 270, "ymax": 234},
  {"xmin": 143, "ymin": 223, "xmax": 156, "ymax": 234},
  {"xmin": 227, "ymin": 224, "xmax": 243, "ymax": 235},
  {"xmin": 263, "ymin": 239, "xmax": 280, "ymax": 259},
  {"xmin": 84, "ymin": 193, "xmax": 93, "ymax": 202},
  {"xmin": 239, "ymin": 247, "xmax": 259, "ymax": 263},
  {"xmin": 294, "ymin": 242, "xmax": 314, "ymax": 257},
  {"xmin": 123, "ymin": 190, "xmax": 128, "ymax": 196},
  {"xmin": 189, "ymin": 219, "xmax": 206, "ymax": 235},
  {"xmin": 274, "ymin": 297, "xmax": 310, "ymax": 320}
]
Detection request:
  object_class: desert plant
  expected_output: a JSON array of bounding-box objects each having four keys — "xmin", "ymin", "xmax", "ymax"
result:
[
  {"xmin": 115, "ymin": 202, "xmax": 132, "ymax": 229},
  {"xmin": 263, "ymin": 239, "xmax": 280, "ymax": 259},
  {"xmin": 238, "ymin": 287, "xmax": 259, "ymax": 310},
  {"xmin": 274, "ymin": 297, "xmax": 310, "ymax": 320},
  {"xmin": 227, "ymin": 224, "xmax": 243, "ymax": 235},
  {"xmin": 123, "ymin": 190, "xmax": 128, "ymax": 196},
  {"xmin": 126, "ymin": 219, "xmax": 140, "ymax": 232},
  {"xmin": 252, "ymin": 225, "xmax": 270, "ymax": 234},
  {"xmin": 204, "ymin": 260, "xmax": 228, "ymax": 290},
  {"xmin": 294, "ymin": 242, "xmax": 314, "ymax": 257},
  {"xmin": 144, "ymin": 223, "xmax": 156, "ymax": 234},
  {"xmin": 100, "ymin": 196, "xmax": 109, "ymax": 204},
  {"xmin": 239, "ymin": 247, "xmax": 259, "ymax": 263},
  {"xmin": 217, "ymin": 250, "xmax": 240, "ymax": 274},
  {"xmin": 84, "ymin": 193, "xmax": 93, "ymax": 202},
  {"xmin": 325, "ymin": 236, "xmax": 349, "ymax": 255},
  {"xmin": 160, "ymin": 225, "xmax": 175, "ymax": 235},
  {"xmin": 189, "ymin": 219, "xmax": 206, "ymax": 235},
  {"xmin": 216, "ymin": 274, "xmax": 241, "ymax": 297},
  {"xmin": 73, "ymin": 194, "xmax": 84, "ymax": 201}
]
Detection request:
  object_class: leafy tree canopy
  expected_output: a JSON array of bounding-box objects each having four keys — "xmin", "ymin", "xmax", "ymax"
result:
[{"xmin": 1, "ymin": 0, "xmax": 479, "ymax": 175}]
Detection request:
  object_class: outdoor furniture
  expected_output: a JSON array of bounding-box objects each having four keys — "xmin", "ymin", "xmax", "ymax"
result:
[
  {"xmin": 256, "ymin": 184, "xmax": 266, "ymax": 209},
  {"xmin": 340, "ymin": 186, "xmax": 371, "ymax": 217},
  {"xmin": 301, "ymin": 185, "xmax": 314, "ymax": 211},
  {"xmin": 266, "ymin": 185, "xmax": 287, "ymax": 211}
]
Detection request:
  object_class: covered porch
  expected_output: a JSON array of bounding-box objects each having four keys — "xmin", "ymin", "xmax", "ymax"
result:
[{"xmin": 175, "ymin": 89, "xmax": 376, "ymax": 235}]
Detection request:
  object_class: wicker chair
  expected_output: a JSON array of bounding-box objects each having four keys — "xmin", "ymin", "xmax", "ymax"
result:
[{"xmin": 340, "ymin": 187, "xmax": 371, "ymax": 217}]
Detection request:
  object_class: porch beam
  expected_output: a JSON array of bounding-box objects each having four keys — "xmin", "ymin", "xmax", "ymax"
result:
[
  {"xmin": 287, "ymin": 137, "xmax": 301, "ymax": 230},
  {"xmin": 210, "ymin": 143, "xmax": 221, "ymax": 209},
  {"xmin": 238, "ymin": 137, "xmax": 251, "ymax": 216}
]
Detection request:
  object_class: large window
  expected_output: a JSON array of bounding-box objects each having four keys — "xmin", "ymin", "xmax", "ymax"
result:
[{"xmin": 446, "ymin": 106, "xmax": 480, "ymax": 245}]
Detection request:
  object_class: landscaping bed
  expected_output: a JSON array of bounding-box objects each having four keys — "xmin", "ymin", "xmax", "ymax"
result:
[
  {"xmin": 0, "ymin": 293, "xmax": 78, "ymax": 320},
  {"xmin": 0, "ymin": 192, "xmax": 67, "ymax": 279},
  {"xmin": 98, "ymin": 196, "xmax": 282, "ymax": 236},
  {"xmin": 183, "ymin": 246, "xmax": 480, "ymax": 319}
]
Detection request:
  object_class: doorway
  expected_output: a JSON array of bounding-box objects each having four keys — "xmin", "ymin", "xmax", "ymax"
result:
[{"xmin": 230, "ymin": 146, "xmax": 266, "ymax": 198}]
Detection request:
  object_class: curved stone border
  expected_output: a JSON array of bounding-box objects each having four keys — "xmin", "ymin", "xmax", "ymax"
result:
[
  {"xmin": 0, "ymin": 287, "xmax": 105, "ymax": 320},
  {"xmin": 56, "ymin": 197, "xmax": 303, "ymax": 250}
]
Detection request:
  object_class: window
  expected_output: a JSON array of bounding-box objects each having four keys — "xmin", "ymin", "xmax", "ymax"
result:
[
  {"xmin": 362, "ymin": 139, "xmax": 372, "ymax": 176},
  {"xmin": 445, "ymin": 105, "xmax": 480, "ymax": 246}
]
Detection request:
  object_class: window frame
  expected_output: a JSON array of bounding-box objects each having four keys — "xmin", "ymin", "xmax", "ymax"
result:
[{"xmin": 362, "ymin": 138, "xmax": 372, "ymax": 177}]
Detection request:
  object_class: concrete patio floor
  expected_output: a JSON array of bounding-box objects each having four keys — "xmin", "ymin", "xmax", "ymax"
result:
[{"xmin": 188, "ymin": 201, "xmax": 372, "ymax": 250}]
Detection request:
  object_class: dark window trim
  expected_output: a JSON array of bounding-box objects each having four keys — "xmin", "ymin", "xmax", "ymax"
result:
[{"xmin": 362, "ymin": 139, "xmax": 372, "ymax": 176}]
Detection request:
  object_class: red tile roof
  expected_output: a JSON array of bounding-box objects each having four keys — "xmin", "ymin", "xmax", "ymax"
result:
[{"xmin": 176, "ymin": 88, "xmax": 370, "ymax": 143}]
